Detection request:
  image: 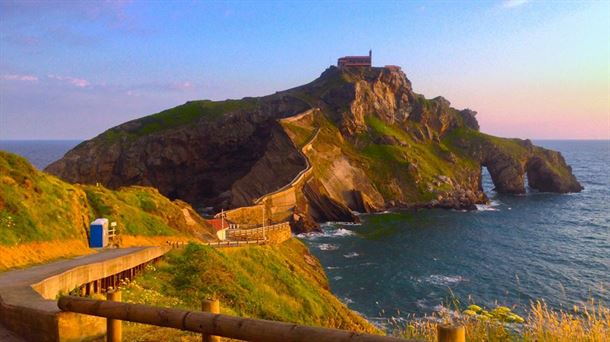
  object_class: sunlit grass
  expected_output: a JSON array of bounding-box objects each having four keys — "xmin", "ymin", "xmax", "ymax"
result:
[
  {"xmin": 118, "ymin": 240, "xmax": 380, "ymax": 340},
  {"xmin": 398, "ymin": 300, "xmax": 609, "ymax": 341}
]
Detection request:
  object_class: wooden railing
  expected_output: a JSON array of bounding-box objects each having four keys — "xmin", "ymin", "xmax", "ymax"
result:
[
  {"xmin": 58, "ymin": 295, "xmax": 413, "ymax": 342},
  {"xmin": 166, "ymin": 240, "xmax": 267, "ymax": 249}
]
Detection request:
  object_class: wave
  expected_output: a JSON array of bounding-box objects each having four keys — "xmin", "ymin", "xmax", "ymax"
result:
[
  {"xmin": 424, "ymin": 274, "xmax": 466, "ymax": 286},
  {"xmin": 343, "ymin": 252, "xmax": 360, "ymax": 258},
  {"xmin": 333, "ymin": 276, "xmax": 343, "ymax": 280},
  {"xmin": 333, "ymin": 228, "xmax": 356, "ymax": 236},
  {"xmin": 322, "ymin": 221, "xmax": 362, "ymax": 227},
  {"xmin": 317, "ymin": 243, "xmax": 339, "ymax": 251},
  {"xmin": 476, "ymin": 199, "xmax": 501, "ymax": 212},
  {"xmin": 298, "ymin": 227, "xmax": 357, "ymax": 240},
  {"xmin": 342, "ymin": 297, "xmax": 354, "ymax": 304}
]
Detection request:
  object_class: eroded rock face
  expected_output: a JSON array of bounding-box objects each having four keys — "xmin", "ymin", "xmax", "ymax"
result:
[
  {"xmin": 46, "ymin": 65, "xmax": 582, "ymax": 223},
  {"xmin": 229, "ymin": 124, "xmax": 307, "ymax": 208},
  {"xmin": 458, "ymin": 137, "xmax": 583, "ymax": 194},
  {"xmin": 303, "ymin": 180, "xmax": 358, "ymax": 223},
  {"xmin": 46, "ymin": 95, "xmax": 310, "ymax": 209},
  {"xmin": 527, "ymin": 149, "xmax": 582, "ymax": 193}
]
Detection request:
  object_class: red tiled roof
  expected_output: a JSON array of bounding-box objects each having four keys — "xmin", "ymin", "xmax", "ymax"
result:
[{"xmin": 208, "ymin": 218, "xmax": 229, "ymax": 231}]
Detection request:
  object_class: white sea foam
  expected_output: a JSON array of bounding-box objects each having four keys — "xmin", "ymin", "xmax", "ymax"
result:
[
  {"xmin": 359, "ymin": 262, "xmax": 376, "ymax": 266},
  {"xmin": 332, "ymin": 228, "xmax": 356, "ymax": 237},
  {"xmin": 424, "ymin": 274, "xmax": 466, "ymax": 286},
  {"xmin": 475, "ymin": 204, "xmax": 498, "ymax": 211},
  {"xmin": 415, "ymin": 299, "xmax": 427, "ymax": 309},
  {"xmin": 317, "ymin": 243, "xmax": 339, "ymax": 251},
  {"xmin": 295, "ymin": 231, "xmax": 324, "ymax": 240},
  {"xmin": 297, "ymin": 227, "xmax": 356, "ymax": 240},
  {"xmin": 476, "ymin": 199, "xmax": 501, "ymax": 211},
  {"xmin": 342, "ymin": 297, "xmax": 354, "ymax": 304},
  {"xmin": 433, "ymin": 304, "xmax": 446, "ymax": 312},
  {"xmin": 323, "ymin": 221, "xmax": 362, "ymax": 226},
  {"xmin": 343, "ymin": 252, "xmax": 360, "ymax": 258},
  {"xmin": 333, "ymin": 276, "xmax": 343, "ymax": 281}
]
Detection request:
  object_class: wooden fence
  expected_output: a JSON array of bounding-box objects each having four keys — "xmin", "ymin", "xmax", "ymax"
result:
[
  {"xmin": 57, "ymin": 295, "xmax": 415, "ymax": 342},
  {"xmin": 166, "ymin": 240, "xmax": 267, "ymax": 249}
]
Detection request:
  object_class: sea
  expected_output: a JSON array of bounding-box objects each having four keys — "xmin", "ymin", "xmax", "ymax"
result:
[{"xmin": 1, "ymin": 140, "xmax": 609, "ymax": 324}]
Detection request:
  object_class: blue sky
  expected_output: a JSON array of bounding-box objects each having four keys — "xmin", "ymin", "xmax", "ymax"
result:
[{"xmin": 1, "ymin": 0, "xmax": 608, "ymax": 139}]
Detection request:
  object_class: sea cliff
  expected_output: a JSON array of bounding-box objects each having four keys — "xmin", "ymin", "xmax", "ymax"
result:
[{"xmin": 45, "ymin": 66, "xmax": 582, "ymax": 231}]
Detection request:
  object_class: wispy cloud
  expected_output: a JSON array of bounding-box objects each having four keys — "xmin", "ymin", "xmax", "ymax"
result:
[
  {"xmin": 47, "ymin": 74, "xmax": 91, "ymax": 88},
  {"xmin": 502, "ymin": 0, "xmax": 530, "ymax": 9},
  {"xmin": 125, "ymin": 81, "xmax": 197, "ymax": 96},
  {"xmin": 1, "ymin": 74, "xmax": 38, "ymax": 82}
]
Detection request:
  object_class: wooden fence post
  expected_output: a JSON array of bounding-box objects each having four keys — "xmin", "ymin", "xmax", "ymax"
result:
[
  {"xmin": 201, "ymin": 299, "xmax": 220, "ymax": 342},
  {"xmin": 107, "ymin": 290, "xmax": 122, "ymax": 342},
  {"xmin": 437, "ymin": 324, "xmax": 464, "ymax": 342}
]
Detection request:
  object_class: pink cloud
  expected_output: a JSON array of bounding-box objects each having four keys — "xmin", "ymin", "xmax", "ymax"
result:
[
  {"xmin": 1, "ymin": 74, "xmax": 39, "ymax": 81},
  {"xmin": 47, "ymin": 74, "xmax": 90, "ymax": 88}
]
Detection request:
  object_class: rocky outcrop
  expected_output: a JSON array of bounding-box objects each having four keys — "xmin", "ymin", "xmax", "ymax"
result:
[
  {"xmin": 290, "ymin": 211, "xmax": 320, "ymax": 233},
  {"xmin": 46, "ymin": 95, "xmax": 310, "ymax": 209},
  {"xmin": 450, "ymin": 134, "xmax": 582, "ymax": 194},
  {"xmin": 349, "ymin": 190, "xmax": 377, "ymax": 213},
  {"xmin": 527, "ymin": 149, "xmax": 582, "ymax": 193},
  {"xmin": 46, "ymin": 65, "xmax": 582, "ymax": 225},
  {"xmin": 303, "ymin": 180, "xmax": 358, "ymax": 223},
  {"xmin": 229, "ymin": 123, "xmax": 307, "ymax": 208}
]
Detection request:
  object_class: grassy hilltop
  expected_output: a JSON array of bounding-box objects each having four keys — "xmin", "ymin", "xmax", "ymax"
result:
[{"xmin": 0, "ymin": 150, "xmax": 214, "ymax": 270}]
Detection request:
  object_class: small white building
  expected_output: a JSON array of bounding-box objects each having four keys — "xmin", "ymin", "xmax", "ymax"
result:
[{"xmin": 209, "ymin": 218, "xmax": 229, "ymax": 241}]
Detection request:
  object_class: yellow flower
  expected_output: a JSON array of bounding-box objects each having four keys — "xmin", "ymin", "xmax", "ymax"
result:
[
  {"xmin": 467, "ymin": 304, "xmax": 482, "ymax": 313},
  {"xmin": 463, "ymin": 309, "xmax": 477, "ymax": 316}
]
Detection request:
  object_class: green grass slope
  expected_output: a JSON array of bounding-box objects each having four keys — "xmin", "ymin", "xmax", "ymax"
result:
[
  {"xmin": 97, "ymin": 98, "xmax": 259, "ymax": 142},
  {"xmin": 0, "ymin": 151, "xmax": 213, "ymax": 269},
  {"xmin": 121, "ymin": 239, "xmax": 379, "ymax": 341}
]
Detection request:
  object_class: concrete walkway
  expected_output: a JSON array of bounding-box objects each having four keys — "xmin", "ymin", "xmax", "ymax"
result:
[
  {"xmin": 0, "ymin": 323, "xmax": 25, "ymax": 342},
  {"xmin": 0, "ymin": 246, "xmax": 170, "ymax": 342},
  {"xmin": 0, "ymin": 247, "xmax": 147, "ymax": 289}
]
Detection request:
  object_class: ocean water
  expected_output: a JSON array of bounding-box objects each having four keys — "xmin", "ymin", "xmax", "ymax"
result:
[
  {"xmin": 298, "ymin": 140, "xmax": 609, "ymax": 322},
  {"xmin": 0, "ymin": 140, "xmax": 81, "ymax": 170},
  {"xmin": 2, "ymin": 140, "xmax": 609, "ymax": 323}
]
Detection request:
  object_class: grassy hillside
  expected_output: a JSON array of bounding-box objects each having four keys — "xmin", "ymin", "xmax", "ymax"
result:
[
  {"xmin": 120, "ymin": 239, "xmax": 379, "ymax": 341},
  {"xmin": 0, "ymin": 151, "xmax": 213, "ymax": 270},
  {"xmin": 281, "ymin": 108, "xmax": 480, "ymax": 207},
  {"xmin": 98, "ymin": 98, "xmax": 259, "ymax": 142}
]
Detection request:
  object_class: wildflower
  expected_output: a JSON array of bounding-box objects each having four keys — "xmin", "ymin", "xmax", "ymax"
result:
[
  {"xmin": 467, "ymin": 304, "xmax": 482, "ymax": 313},
  {"xmin": 463, "ymin": 309, "xmax": 477, "ymax": 316}
]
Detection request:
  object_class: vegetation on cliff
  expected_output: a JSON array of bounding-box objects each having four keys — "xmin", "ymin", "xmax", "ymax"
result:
[
  {"xmin": 400, "ymin": 300, "xmax": 609, "ymax": 342},
  {"xmin": 0, "ymin": 151, "xmax": 213, "ymax": 270},
  {"xmin": 119, "ymin": 240, "xmax": 378, "ymax": 341},
  {"xmin": 44, "ymin": 65, "xmax": 583, "ymax": 229}
]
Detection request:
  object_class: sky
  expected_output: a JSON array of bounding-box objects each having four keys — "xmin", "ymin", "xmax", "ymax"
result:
[{"xmin": 0, "ymin": 0, "xmax": 608, "ymax": 140}]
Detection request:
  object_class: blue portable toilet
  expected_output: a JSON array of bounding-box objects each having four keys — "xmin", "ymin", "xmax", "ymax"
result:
[{"xmin": 89, "ymin": 218, "xmax": 109, "ymax": 248}]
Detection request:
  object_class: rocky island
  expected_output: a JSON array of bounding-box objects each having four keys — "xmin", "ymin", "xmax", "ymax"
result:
[{"xmin": 46, "ymin": 65, "xmax": 582, "ymax": 231}]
